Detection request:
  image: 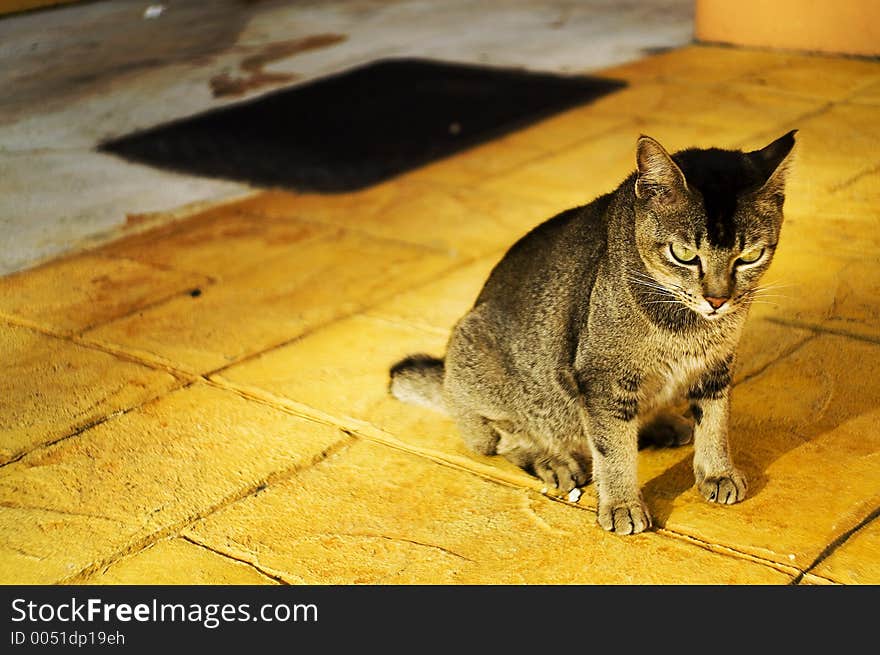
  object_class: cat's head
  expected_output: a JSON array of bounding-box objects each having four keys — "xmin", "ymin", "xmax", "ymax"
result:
[{"xmin": 631, "ymin": 130, "xmax": 796, "ymax": 321}]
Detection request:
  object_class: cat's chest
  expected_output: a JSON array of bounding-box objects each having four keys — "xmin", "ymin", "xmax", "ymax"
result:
[{"xmin": 635, "ymin": 331, "xmax": 727, "ymax": 408}]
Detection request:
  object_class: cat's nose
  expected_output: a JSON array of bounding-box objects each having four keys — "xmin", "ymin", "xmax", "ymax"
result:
[{"xmin": 705, "ymin": 296, "xmax": 729, "ymax": 310}]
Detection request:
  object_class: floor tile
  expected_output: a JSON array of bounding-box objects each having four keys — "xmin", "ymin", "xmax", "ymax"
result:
[
  {"xmin": 404, "ymin": 111, "xmax": 629, "ymax": 186},
  {"xmin": 732, "ymin": 55, "xmax": 880, "ymax": 102},
  {"xmin": 479, "ymin": 120, "xmax": 782, "ymax": 207},
  {"xmin": 88, "ymin": 537, "xmax": 278, "ymax": 585},
  {"xmin": 651, "ymin": 336, "xmax": 880, "ymax": 570},
  {"xmin": 84, "ymin": 231, "xmax": 457, "ymax": 374},
  {"xmin": 0, "ymin": 322, "xmax": 178, "ymax": 465},
  {"xmin": 214, "ymin": 313, "xmax": 534, "ymax": 488},
  {"xmin": 776, "ymin": 102, "xmax": 880, "ymax": 216},
  {"xmin": 214, "ymin": 314, "xmax": 466, "ymax": 444},
  {"xmin": 0, "ymin": 254, "xmax": 207, "ymax": 334},
  {"xmin": 798, "ymin": 572, "xmax": 838, "ymax": 585},
  {"xmin": 734, "ymin": 319, "xmax": 814, "ymax": 383},
  {"xmin": 815, "ymin": 162, "xmax": 880, "ymax": 223},
  {"xmin": 185, "ymin": 439, "xmax": 792, "ymax": 584},
  {"xmin": 598, "ymin": 45, "xmax": 803, "ymax": 85},
  {"xmin": 366, "ymin": 255, "xmax": 499, "ymax": 332},
  {"xmin": 750, "ymin": 229, "xmax": 880, "ymax": 339},
  {"xmin": 230, "ymin": 181, "xmax": 563, "ymax": 258},
  {"xmin": 848, "ymin": 78, "xmax": 880, "ymax": 105},
  {"xmin": 107, "ymin": 208, "xmax": 336, "ymax": 279},
  {"xmin": 812, "ymin": 516, "xmax": 880, "ymax": 584},
  {"xmin": 0, "ymin": 383, "xmax": 349, "ymax": 583},
  {"xmin": 585, "ymin": 80, "xmax": 822, "ymax": 135}
]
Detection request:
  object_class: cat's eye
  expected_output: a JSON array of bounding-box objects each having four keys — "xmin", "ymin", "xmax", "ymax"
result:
[
  {"xmin": 736, "ymin": 247, "xmax": 765, "ymax": 266},
  {"xmin": 669, "ymin": 243, "xmax": 699, "ymax": 265}
]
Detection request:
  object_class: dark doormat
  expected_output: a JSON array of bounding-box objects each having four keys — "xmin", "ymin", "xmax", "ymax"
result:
[{"xmin": 99, "ymin": 58, "xmax": 625, "ymax": 193}]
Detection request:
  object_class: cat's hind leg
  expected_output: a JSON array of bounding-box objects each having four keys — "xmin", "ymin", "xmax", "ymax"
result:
[
  {"xmin": 450, "ymin": 411, "xmax": 500, "ymax": 456},
  {"xmin": 450, "ymin": 410, "xmax": 591, "ymax": 492},
  {"xmin": 638, "ymin": 411, "xmax": 694, "ymax": 449},
  {"xmin": 494, "ymin": 426, "xmax": 591, "ymax": 493}
]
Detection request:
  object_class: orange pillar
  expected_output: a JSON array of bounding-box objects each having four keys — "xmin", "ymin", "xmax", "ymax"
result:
[{"xmin": 695, "ymin": 0, "xmax": 880, "ymax": 57}]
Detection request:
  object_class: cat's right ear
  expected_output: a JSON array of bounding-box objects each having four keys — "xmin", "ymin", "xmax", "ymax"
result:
[{"xmin": 635, "ymin": 135, "xmax": 688, "ymax": 205}]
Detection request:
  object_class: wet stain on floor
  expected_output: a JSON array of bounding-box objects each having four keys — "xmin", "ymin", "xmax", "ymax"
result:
[{"xmin": 210, "ymin": 34, "xmax": 348, "ymax": 98}]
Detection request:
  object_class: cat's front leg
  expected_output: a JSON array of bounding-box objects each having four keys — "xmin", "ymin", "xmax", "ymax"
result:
[
  {"xmin": 689, "ymin": 360, "xmax": 747, "ymax": 505},
  {"xmin": 583, "ymin": 405, "xmax": 651, "ymax": 535}
]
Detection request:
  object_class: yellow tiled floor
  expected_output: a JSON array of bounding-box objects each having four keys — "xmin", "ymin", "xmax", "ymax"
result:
[{"xmin": 3, "ymin": 45, "xmax": 880, "ymax": 584}]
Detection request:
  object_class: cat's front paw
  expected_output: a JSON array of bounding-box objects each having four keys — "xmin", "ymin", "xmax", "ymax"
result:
[
  {"xmin": 597, "ymin": 498, "xmax": 652, "ymax": 535},
  {"xmin": 697, "ymin": 470, "xmax": 747, "ymax": 505}
]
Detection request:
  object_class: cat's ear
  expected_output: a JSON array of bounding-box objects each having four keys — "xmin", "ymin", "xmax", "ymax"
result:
[
  {"xmin": 751, "ymin": 129, "xmax": 797, "ymax": 211},
  {"xmin": 635, "ymin": 135, "xmax": 688, "ymax": 205}
]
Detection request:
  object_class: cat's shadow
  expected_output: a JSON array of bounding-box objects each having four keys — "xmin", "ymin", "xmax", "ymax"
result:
[{"xmin": 642, "ymin": 323, "xmax": 873, "ymax": 527}]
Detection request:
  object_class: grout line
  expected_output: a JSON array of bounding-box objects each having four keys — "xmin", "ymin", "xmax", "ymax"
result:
[
  {"xmin": 73, "ymin": 334, "xmax": 203, "ymax": 379},
  {"xmin": 0, "ymin": 244, "xmax": 488, "ymax": 467},
  {"xmin": 203, "ymin": 375, "xmax": 544, "ymax": 490},
  {"xmin": 765, "ymin": 317, "xmax": 880, "ymax": 345},
  {"xmin": 74, "ymin": 284, "xmax": 216, "ymax": 335},
  {"xmin": 1, "ymin": 382, "xmax": 195, "ymax": 467},
  {"xmin": 0, "ymin": 310, "xmax": 200, "ymax": 380},
  {"xmin": 733, "ymin": 330, "xmax": 817, "ymax": 387},
  {"xmin": 653, "ymin": 527, "xmax": 802, "ymax": 579},
  {"xmin": 5, "ymin": 330, "xmax": 803, "ymax": 584},
  {"xmin": 265, "ymin": 212, "xmax": 457, "ymax": 258},
  {"xmin": 202, "ymin": 259, "xmax": 478, "ymax": 378},
  {"xmin": 361, "ymin": 312, "xmax": 453, "ymax": 338},
  {"xmin": 0, "ymin": 311, "xmax": 74, "ymax": 338},
  {"xmin": 471, "ymin": 116, "xmax": 636, "ymax": 182},
  {"xmin": 204, "ymin": 375, "xmax": 806, "ymax": 581},
  {"xmin": 731, "ymin": 101, "xmax": 836, "ymax": 149},
  {"xmin": 180, "ymin": 535, "xmax": 291, "ymax": 585},
  {"xmin": 795, "ymin": 572, "xmax": 839, "ymax": 585},
  {"xmin": 839, "ymin": 74, "xmax": 880, "ymax": 104},
  {"xmin": 96, "ymin": 252, "xmax": 220, "ymax": 286},
  {"xmin": 6, "ymin": 246, "xmax": 468, "ymax": 384},
  {"xmin": 827, "ymin": 159, "xmax": 880, "ymax": 193},
  {"xmin": 0, "ymin": 385, "xmax": 188, "ymax": 470},
  {"xmin": 792, "ymin": 504, "xmax": 880, "ymax": 585},
  {"xmin": 63, "ymin": 433, "xmax": 357, "ymax": 585}
]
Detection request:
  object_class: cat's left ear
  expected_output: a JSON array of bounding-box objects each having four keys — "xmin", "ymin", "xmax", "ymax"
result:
[
  {"xmin": 635, "ymin": 135, "xmax": 689, "ymax": 206},
  {"xmin": 751, "ymin": 129, "xmax": 797, "ymax": 211}
]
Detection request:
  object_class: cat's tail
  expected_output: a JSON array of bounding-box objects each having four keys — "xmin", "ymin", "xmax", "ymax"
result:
[{"xmin": 388, "ymin": 354, "xmax": 446, "ymax": 414}]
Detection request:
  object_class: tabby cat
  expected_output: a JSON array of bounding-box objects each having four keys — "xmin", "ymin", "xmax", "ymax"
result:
[{"xmin": 390, "ymin": 131, "xmax": 796, "ymax": 534}]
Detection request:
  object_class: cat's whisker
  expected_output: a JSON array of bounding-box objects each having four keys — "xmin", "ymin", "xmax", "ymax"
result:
[
  {"xmin": 752, "ymin": 281, "xmax": 795, "ymax": 293},
  {"xmin": 633, "ymin": 287, "xmax": 676, "ymax": 296},
  {"xmin": 627, "ymin": 277, "xmax": 677, "ymax": 294},
  {"xmin": 625, "ymin": 269, "xmax": 674, "ymax": 285},
  {"xmin": 745, "ymin": 291, "xmax": 791, "ymax": 300},
  {"xmin": 636, "ymin": 292, "xmax": 682, "ymax": 303},
  {"xmin": 627, "ymin": 275, "xmax": 665, "ymax": 284},
  {"xmin": 745, "ymin": 289, "xmax": 789, "ymax": 296},
  {"xmin": 632, "ymin": 277, "xmax": 686, "ymax": 294},
  {"xmin": 631, "ymin": 287, "xmax": 676, "ymax": 298}
]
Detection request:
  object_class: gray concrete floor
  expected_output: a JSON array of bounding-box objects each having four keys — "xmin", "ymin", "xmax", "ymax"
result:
[{"xmin": 0, "ymin": 0, "xmax": 694, "ymax": 276}]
